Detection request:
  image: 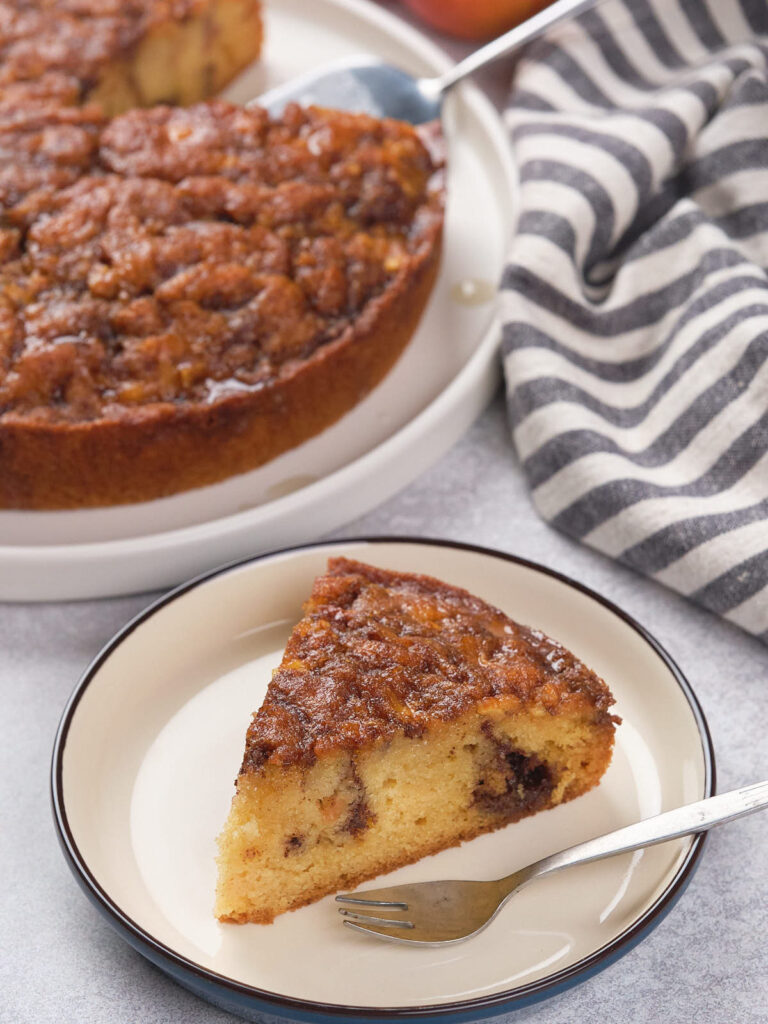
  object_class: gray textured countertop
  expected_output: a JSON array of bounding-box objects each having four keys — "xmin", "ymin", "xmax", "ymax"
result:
[
  {"xmin": 2, "ymin": 4, "xmax": 768, "ymax": 1021},
  {"xmin": 3, "ymin": 395, "xmax": 767, "ymax": 1024}
]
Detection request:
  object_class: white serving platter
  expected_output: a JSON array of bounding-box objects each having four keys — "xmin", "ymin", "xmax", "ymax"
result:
[
  {"xmin": 0, "ymin": 0, "xmax": 515, "ymax": 601},
  {"xmin": 53, "ymin": 538, "xmax": 714, "ymax": 1022}
]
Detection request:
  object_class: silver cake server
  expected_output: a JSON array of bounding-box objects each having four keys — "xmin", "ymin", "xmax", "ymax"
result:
[{"xmin": 252, "ymin": 0, "xmax": 598, "ymax": 123}]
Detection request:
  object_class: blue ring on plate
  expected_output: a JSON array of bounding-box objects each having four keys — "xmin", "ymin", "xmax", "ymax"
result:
[{"xmin": 51, "ymin": 536, "xmax": 716, "ymax": 1023}]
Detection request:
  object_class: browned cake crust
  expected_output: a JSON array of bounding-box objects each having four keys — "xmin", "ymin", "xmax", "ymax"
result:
[
  {"xmin": 0, "ymin": 99, "xmax": 444, "ymax": 507},
  {"xmin": 241, "ymin": 557, "xmax": 617, "ymax": 772}
]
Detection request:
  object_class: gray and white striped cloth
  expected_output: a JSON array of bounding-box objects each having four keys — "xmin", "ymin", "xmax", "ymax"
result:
[{"xmin": 502, "ymin": 0, "xmax": 768, "ymax": 642}]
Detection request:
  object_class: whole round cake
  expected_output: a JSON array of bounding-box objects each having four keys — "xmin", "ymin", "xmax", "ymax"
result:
[{"xmin": 0, "ymin": 1, "xmax": 444, "ymax": 508}]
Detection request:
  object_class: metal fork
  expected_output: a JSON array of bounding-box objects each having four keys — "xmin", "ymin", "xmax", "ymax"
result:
[{"xmin": 336, "ymin": 780, "xmax": 768, "ymax": 945}]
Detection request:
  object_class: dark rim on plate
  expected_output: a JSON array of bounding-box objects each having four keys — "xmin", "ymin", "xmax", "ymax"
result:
[{"xmin": 51, "ymin": 536, "xmax": 716, "ymax": 1021}]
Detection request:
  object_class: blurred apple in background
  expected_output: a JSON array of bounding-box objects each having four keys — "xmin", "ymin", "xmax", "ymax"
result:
[{"xmin": 400, "ymin": 0, "xmax": 551, "ymax": 40}]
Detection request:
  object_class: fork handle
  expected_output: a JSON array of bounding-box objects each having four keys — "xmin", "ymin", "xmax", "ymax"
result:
[
  {"xmin": 428, "ymin": 0, "xmax": 599, "ymax": 97},
  {"xmin": 506, "ymin": 781, "xmax": 768, "ymax": 889}
]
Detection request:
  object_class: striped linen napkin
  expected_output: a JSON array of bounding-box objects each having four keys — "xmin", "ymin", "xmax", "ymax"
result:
[{"xmin": 502, "ymin": 0, "xmax": 768, "ymax": 642}]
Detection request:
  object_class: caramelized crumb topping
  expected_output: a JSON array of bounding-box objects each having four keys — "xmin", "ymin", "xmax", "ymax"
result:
[
  {"xmin": 242, "ymin": 558, "xmax": 619, "ymax": 772},
  {"xmin": 0, "ymin": 101, "xmax": 442, "ymax": 423}
]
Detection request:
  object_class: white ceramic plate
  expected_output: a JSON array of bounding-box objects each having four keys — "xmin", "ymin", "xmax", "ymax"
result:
[
  {"xmin": 0, "ymin": 0, "xmax": 515, "ymax": 602},
  {"xmin": 52, "ymin": 539, "xmax": 714, "ymax": 1022}
]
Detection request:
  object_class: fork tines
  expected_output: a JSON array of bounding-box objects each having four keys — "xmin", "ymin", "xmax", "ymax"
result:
[
  {"xmin": 335, "ymin": 894, "xmax": 408, "ymax": 908},
  {"xmin": 338, "ymin": 910, "xmax": 414, "ymax": 929}
]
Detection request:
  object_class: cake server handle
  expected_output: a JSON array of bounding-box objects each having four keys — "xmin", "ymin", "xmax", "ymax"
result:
[
  {"xmin": 508, "ymin": 779, "xmax": 768, "ymax": 890},
  {"xmin": 425, "ymin": 0, "xmax": 600, "ymax": 99}
]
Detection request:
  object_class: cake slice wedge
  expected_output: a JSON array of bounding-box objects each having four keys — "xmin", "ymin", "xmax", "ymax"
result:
[
  {"xmin": 215, "ymin": 557, "xmax": 619, "ymax": 924},
  {"xmin": 0, "ymin": 1, "xmax": 264, "ymax": 115}
]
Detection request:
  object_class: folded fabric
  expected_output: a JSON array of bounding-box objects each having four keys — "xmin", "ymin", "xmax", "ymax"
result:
[{"xmin": 502, "ymin": 0, "xmax": 768, "ymax": 643}]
